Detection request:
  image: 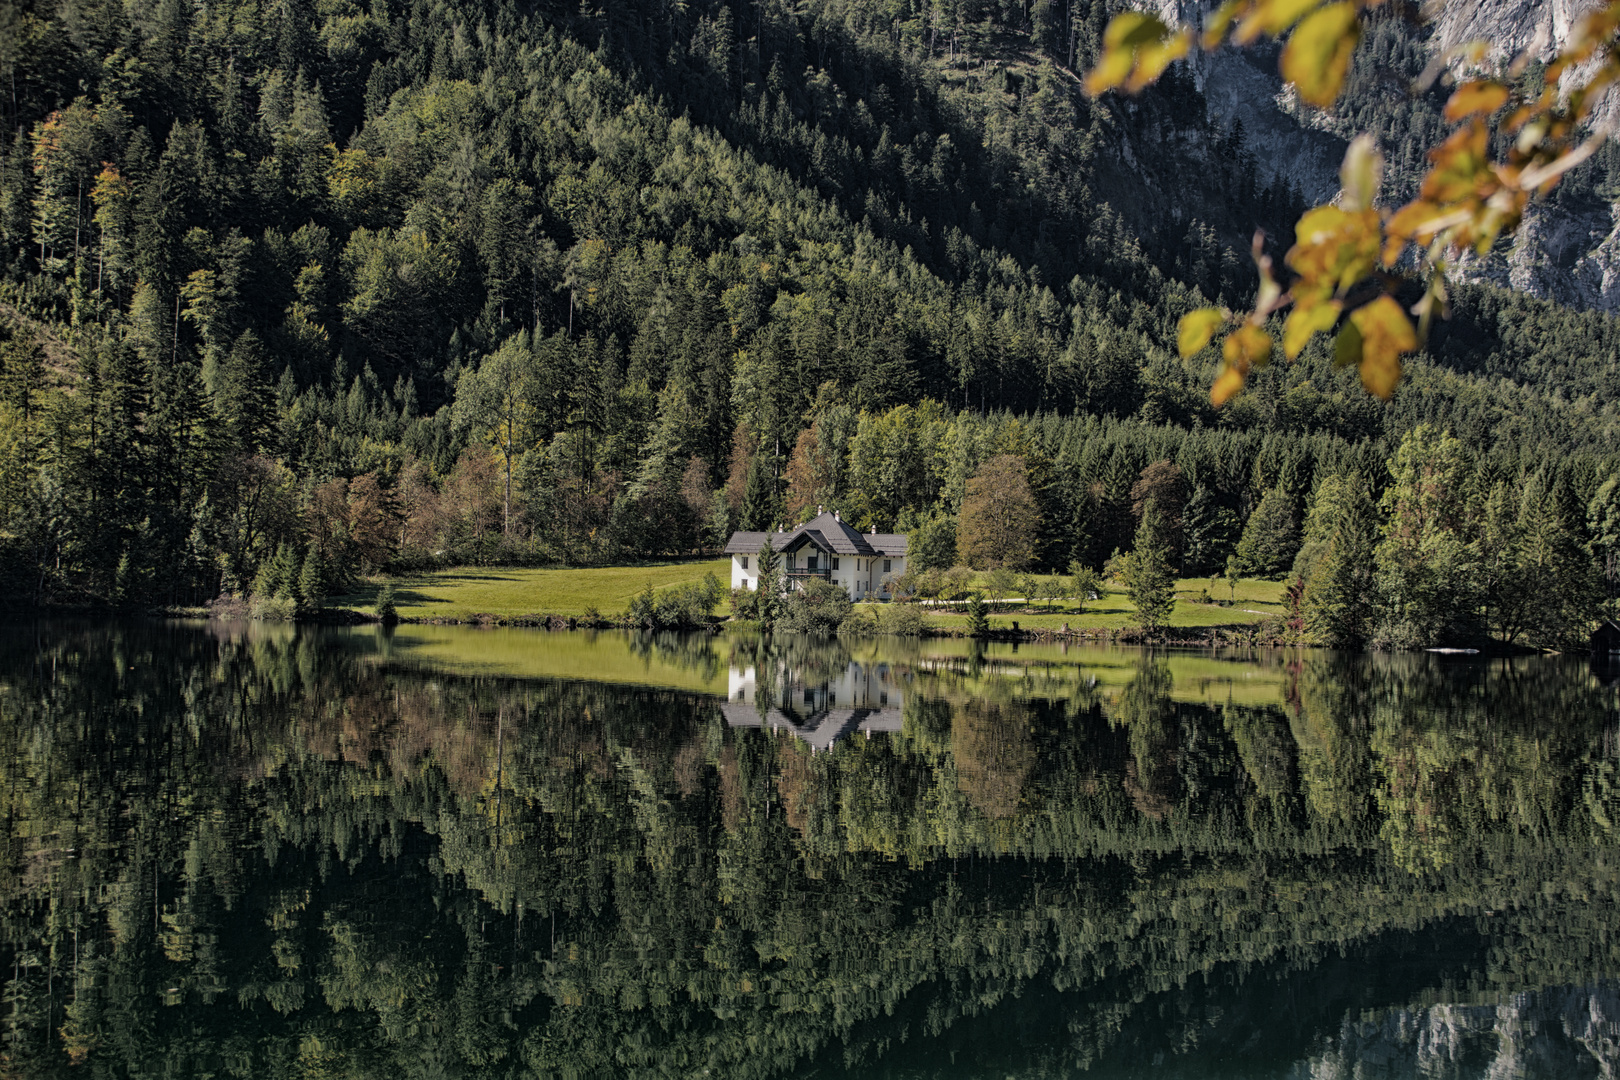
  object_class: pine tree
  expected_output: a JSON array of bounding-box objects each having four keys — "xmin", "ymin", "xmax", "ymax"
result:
[
  {"xmin": 740, "ymin": 452, "xmax": 779, "ymax": 532},
  {"xmin": 1116, "ymin": 499, "xmax": 1176, "ymax": 634},
  {"xmin": 1235, "ymin": 486, "xmax": 1299, "ymax": 577},
  {"xmin": 1299, "ymin": 476, "xmax": 1378, "ymax": 647},
  {"xmin": 298, "ymin": 545, "xmax": 326, "ymax": 611}
]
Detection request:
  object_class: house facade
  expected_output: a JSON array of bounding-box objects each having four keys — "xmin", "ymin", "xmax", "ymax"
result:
[{"xmin": 724, "ymin": 510, "xmax": 908, "ymax": 600}]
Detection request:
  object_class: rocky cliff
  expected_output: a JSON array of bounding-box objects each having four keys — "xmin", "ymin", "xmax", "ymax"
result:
[
  {"xmin": 1290, "ymin": 983, "xmax": 1620, "ymax": 1079},
  {"xmin": 1135, "ymin": 0, "xmax": 1620, "ymax": 314}
]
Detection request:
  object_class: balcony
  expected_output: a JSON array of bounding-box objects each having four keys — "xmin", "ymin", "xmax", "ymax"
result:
[{"xmin": 784, "ymin": 566, "xmax": 831, "ymax": 579}]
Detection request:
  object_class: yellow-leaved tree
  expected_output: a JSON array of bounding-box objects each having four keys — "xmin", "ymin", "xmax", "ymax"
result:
[{"xmin": 1088, "ymin": 0, "xmax": 1620, "ymax": 403}]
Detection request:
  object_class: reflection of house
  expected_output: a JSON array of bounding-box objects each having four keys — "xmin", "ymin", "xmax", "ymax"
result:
[
  {"xmin": 721, "ymin": 661, "xmax": 904, "ymax": 753},
  {"xmin": 725, "ymin": 510, "xmax": 907, "ymax": 599}
]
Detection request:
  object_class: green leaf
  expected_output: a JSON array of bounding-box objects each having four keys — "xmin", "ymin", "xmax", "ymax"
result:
[
  {"xmin": 1338, "ymin": 134, "xmax": 1383, "ymax": 214},
  {"xmin": 1333, "ymin": 319, "xmax": 1361, "ymax": 369}
]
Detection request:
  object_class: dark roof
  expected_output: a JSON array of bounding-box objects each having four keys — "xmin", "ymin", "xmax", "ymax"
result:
[
  {"xmin": 724, "ymin": 511, "xmax": 907, "ymax": 556},
  {"xmin": 720, "ymin": 703, "xmax": 903, "ymax": 752},
  {"xmin": 1593, "ymin": 620, "xmax": 1620, "ymax": 650}
]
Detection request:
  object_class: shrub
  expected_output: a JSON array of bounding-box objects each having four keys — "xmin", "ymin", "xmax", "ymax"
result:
[
  {"xmin": 250, "ymin": 595, "xmax": 298, "ymax": 622},
  {"xmin": 878, "ymin": 604, "xmax": 931, "ymax": 636},
  {"xmin": 779, "ymin": 578, "xmax": 853, "ymax": 635},
  {"xmin": 631, "ymin": 573, "xmax": 726, "ymax": 629}
]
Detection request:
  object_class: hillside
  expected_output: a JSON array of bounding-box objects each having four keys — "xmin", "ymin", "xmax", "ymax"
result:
[{"xmin": 0, "ymin": 0, "xmax": 1619, "ymax": 617}]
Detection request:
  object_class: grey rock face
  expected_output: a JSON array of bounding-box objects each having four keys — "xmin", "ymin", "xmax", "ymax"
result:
[
  {"xmin": 1286, "ymin": 984, "xmax": 1620, "ymax": 1080},
  {"xmin": 1123, "ymin": 0, "xmax": 1620, "ymax": 312},
  {"xmin": 1201, "ymin": 49, "xmax": 1346, "ymax": 204},
  {"xmin": 1430, "ymin": 0, "xmax": 1604, "ymax": 64}
]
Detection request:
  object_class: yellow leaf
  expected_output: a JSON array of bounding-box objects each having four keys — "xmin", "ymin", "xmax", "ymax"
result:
[
  {"xmin": 1177, "ymin": 308, "xmax": 1226, "ymax": 358},
  {"xmin": 1281, "ymin": 3, "xmax": 1360, "ymax": 108},
  {"xmin": 1212, "ymin": 324, "xmax": 1272, "ymax": 405},
  {"xmin": 1203, "ymin": 0, "xmax": 1250, "ymax": 48},
  {"xmin": 1085, "ymin": 13, "xmax": 1188, "ymax": 96},
  {"xmin": 1349, "ymin": 295, "xmax": 1415, "ymax": 399},
  {"xmin": 1283, "ymin": 298, "xmax": 1341, "ymax": 359},
  {"xmin": 1444, "ymin": 80, "xmax": 1509, "ymax": 122},
  {"xmin": 1225, "ymin": 324, "xmax": 1272, "ymax": 369},
  {"xmin": 1083, "ymin": 47, "xmax": 1135, "ymax": 96},
  {"xmin": 1211, "ymin": 366, "xmax": 1246, "ymax": 406},
  {"xmin": 1104, "ymin": 10, "xmax": 1176, "ymax": 49},
  {"xmin": 1127, "ymin": 30, "xmax": 1191, "ymax": 91},
  {"xmin": 1338, "ymin": 134, "xmax": 1383, "ymax": 213},
  {"xmin": 1235, "ymin": 0, "xmax": 1321, "ymax": 44}
]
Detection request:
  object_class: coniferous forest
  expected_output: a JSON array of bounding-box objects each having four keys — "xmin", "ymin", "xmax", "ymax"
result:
[{"xmin": 3, "ymin": 0, "xmax": 1620, "ymax": 645}]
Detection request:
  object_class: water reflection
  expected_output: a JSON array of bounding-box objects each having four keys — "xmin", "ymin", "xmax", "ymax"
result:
[
  {"xmin": 0, "ymin": 620, "xmax": 1616, "ymax": 1078},
  {"xmin": 723, "ymin": 658, "xmax": 905, "ymax": 752}
]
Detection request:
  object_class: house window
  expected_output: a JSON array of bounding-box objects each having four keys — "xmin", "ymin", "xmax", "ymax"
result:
[
  {"xmin": 883, "ymin": 559, "xmax": 891, "ymax": 572},
  {"xmin": 808, "ymin": 554, "xmax": 818, "ymax": 570},
  {"xmin": 741, "ymin": 556, "xmax": 749, "ymax": 570},
  {"xmin": 832, "ymin": 557, "xmax": 840, "ymax": 570}
]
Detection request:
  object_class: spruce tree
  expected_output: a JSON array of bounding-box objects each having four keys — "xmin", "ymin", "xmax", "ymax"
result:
[
  {"xmin": 1235, "ymin": 486, "xmax": 1299, "ymax": 577},
  {"xmin": 1298, "ymin": 477, "xmax": 1377, "ymax": 647},
  {"xmin": 1118, "ymin": 499, "xmax": 1176, "ymax": 634},
  {"xmin": 297, "ymin": 545, "xmax": 326, "ymax": 611},
  {"xmin": 740, "ymin": 453, "xmax": 779, "ymax": 532}
]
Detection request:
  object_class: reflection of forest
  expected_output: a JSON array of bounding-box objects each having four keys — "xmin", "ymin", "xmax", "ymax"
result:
[{"xmin": 1, "ymin": 623, "xmax": 1617, "ymax": 1077}]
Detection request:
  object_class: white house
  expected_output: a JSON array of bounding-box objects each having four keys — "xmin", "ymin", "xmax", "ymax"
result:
[
  {"xmin": 724, "ymin": 510, "xmax": 908, "ymax": 600},
  {"xmin": 721, "ymin": 659, "xmax": 904, "ymax": 752}
]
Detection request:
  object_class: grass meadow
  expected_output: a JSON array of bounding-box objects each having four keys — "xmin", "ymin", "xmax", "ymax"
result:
[{"xmin": 335, "ymin": 561, "xmax": 1287, "ymax": 630}]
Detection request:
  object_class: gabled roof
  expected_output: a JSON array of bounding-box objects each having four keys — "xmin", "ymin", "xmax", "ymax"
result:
[{"xmin": 724, "ymin": 511, "xmax": 908, "ymax": 557}]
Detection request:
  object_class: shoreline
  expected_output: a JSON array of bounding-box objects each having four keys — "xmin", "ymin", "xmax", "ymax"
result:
[{"xmin": 4, "ymin": 604, "xmax": 1562, "ymax": 655}]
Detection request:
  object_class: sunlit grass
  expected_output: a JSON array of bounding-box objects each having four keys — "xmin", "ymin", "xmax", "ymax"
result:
[
  {"xmin": 332, "ymin": 563, "xmax": 1288, "ymax": 632},
  {"xmin": 330, "ymin": 559, "xmax": 733, "ymax": 619},
  {"xmin": 889, "ymin": 576, "xmax": 1287, "ymax": 631}
]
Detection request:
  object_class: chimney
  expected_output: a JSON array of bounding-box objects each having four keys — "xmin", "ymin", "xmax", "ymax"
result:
[
  {"xmin": 870, "ymin": 526, "xmax": 877, "ymax": 535},
  {"xmin": 834, "ymin": 510, "xmax": 840, "ymax": 522}
]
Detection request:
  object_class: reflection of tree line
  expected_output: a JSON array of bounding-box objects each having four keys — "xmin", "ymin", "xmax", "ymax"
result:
[{"xmin": 0, "ymin": 624, "xmax": 1616, "ymax": 1077}]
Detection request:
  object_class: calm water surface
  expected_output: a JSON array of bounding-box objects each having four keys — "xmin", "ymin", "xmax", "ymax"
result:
[{"xmin": 3, "ymin": 620, "xmax": 1619, "ymax": 1078}]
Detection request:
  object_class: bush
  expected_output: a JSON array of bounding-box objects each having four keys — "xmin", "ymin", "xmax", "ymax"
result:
[
  {"xmin": 877, "ymin": 604, "xmax": 931, "ymax": 636},
  {"xmin": 730, "ymin": 585, "xmax": 760, "ymax": 621},
  {"xmin": 779, "ymin": 578, "xmax": 853, "ymax": 634},
  {"xmin": 630, "ymin": 573, "xmax": 726, "ymax": 629},
  {"xmin": 250, "ymin": 595, "xmax": 298, "ymax": 622}
]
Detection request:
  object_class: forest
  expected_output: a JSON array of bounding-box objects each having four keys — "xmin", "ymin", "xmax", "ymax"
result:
[
  {"xmin": 0, "ymin": 621, "xmax": 1616, "ymax": 1076},
  {"xmin": 2, "ymin": 0, "xmax": 1620, "ymax": 647}
]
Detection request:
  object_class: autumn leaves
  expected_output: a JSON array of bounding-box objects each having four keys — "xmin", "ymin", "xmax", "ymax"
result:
[{"xmin": 1086, "ymin": 0, "xmax": 1620, "ymax": 406}]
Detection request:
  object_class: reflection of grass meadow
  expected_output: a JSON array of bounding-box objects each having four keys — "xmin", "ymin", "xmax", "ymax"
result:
[
  {"xmin": 338, "ymin": 563, "xmax": 1288, "ymax": 630},
  {"xmin": 331, "ymin": 559, "xmax": 734, "ymax": 620},
  {"xmin": 361, "ymin": 625, "xmax": 729, "ymax": 694},
  {"xmin": 338, "ymin": 624, "xmax": 1299, "ymax": 708}
]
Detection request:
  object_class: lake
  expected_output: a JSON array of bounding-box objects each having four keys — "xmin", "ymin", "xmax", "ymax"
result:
[{"xmin": 2, "ymin": 620, "xmax": 1618, "ymax": 1078}]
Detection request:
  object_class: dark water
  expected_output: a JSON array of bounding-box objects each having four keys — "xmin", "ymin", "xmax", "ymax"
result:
[{"xmin": 3, "ymin": 620, "xmax": 1619, "ymax": 1078}]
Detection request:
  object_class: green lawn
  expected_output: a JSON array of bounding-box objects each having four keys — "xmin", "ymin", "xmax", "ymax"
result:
[
  {"xmin": 882, "ymin": 577, "xmax": 1288, "ymax": 632},
  {"xmin": 331, "ymin": 559, "xmax": 733, "ymax": 620},
  {"xmin": 334, "ymin": 564, "xmax": 1287, "ymax": 631}
]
